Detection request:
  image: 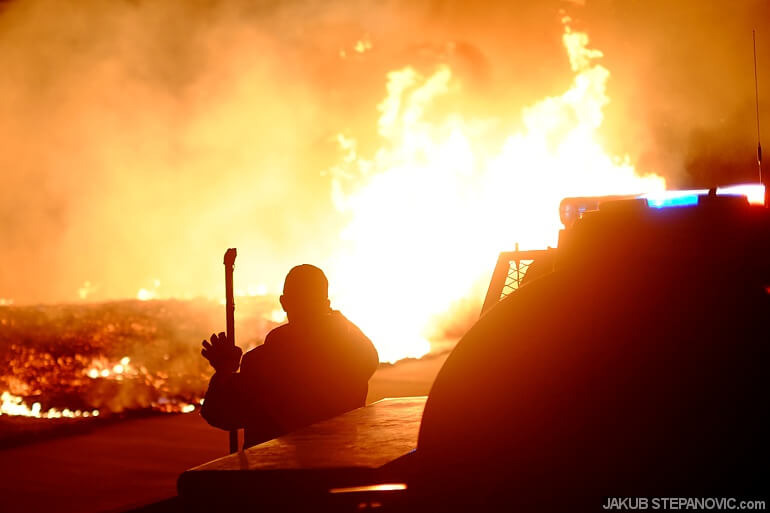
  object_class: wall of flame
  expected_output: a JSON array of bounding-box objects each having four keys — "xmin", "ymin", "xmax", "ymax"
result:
[{"xmin": 0, "ymin": 1, "xmax": 769, "ymax": 366}]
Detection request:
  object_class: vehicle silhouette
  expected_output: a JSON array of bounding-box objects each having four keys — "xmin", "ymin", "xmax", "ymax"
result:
[{"xmin": 179, "ymin": 189, "xmax": 769, "ymax": 511}]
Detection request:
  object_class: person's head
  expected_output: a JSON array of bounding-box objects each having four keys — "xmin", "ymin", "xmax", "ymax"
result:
[{"xmin": 279, "ymin": 264, "xmax": 331, "ymax": 324}]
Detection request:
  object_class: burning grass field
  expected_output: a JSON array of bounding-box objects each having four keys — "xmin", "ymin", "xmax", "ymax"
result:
[
  {"xmin": 0, "ymin": 344, "xmax": 450, "ymax": 513},
  {"xmin": 0, "ymin": 18, "xmax": 677, "ymax": 445},
  {"xmin": 0, "ymin": 298, "xmax": 452, "ymax": 513},
  {"xmin": 0, "ymin": 298, "xmax": 458, "ymax": 448},
  {"xmin": 0, "ymin": 297, "xmax": 282, "ymax": 442}
]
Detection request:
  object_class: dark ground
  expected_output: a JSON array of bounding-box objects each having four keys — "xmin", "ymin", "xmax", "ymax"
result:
[{"xmin": 0, "ymin": 354, "xmax": 447, "ymax": 513}]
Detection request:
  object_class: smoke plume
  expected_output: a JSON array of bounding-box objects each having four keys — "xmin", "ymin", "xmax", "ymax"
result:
[{"xmin": 0, "ymin": 0, "xmax": 768, "ymax": 305}]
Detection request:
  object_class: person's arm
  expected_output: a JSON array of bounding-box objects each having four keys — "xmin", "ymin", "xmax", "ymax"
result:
[
  {"xmin": 200, "ymin": 371, "xmax": 248, "ymax": 430},
  {"xmin": 200, "ymin": 331, "xmax": 246, "ymax": 430}
]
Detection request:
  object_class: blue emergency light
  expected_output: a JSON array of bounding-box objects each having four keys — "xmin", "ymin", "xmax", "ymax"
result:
[
  {"xmin": 640, "ymin": 184, "xmax": 766, "ymax": 209},
  {"xmin": 644, "ymin": 193, "xmax": 701, "ymax": 209}
]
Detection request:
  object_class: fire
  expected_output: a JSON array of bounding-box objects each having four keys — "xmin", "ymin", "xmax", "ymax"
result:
[
  {"xmin": 354, "ymin": 38, "xmax": 373, "ymax": 54},
  {"xmin": 0, "ymin": 20, "xmax": 670, "ymax": 422},
  {"xmin": 1, "ymin": 350, "xmax": 202, "ymax": 419},
  {"xmin": 0, "ymin": 388, "xmax": 198, "ymax": 419},
  {"xmin": 268, "ymin": 309, "xmax": 288, "ymax": 323},
  {"xmin": 137, "ymin": 279, "xmax": 161, "ymax": 301},
  {"xmin": 326, "ymin": 20, "xmax": 665, "ymax": 363},
  {"xmin": 78, "ymin": 281, "xmax": 96, "ymax": 301},
  {"xmin": 1, "ymin": 391, "xmax": 99, "ymax": 419},
  {"xmin": 246, "ymin": 284, "xmax": 269, "ymax": 297},
  {"xmin": 85, "ymin": 356, "xmax": 135, "ymax": 380},
  {"xmin": 0, "ymin": 299, "xmax": 271, "ymax": 421},
  {"xmin": 339, "ymin": 36, "xmax": 373, "ymax": 58}
]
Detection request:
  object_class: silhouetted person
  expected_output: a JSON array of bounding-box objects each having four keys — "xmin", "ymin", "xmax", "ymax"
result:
[{"xmin": 200, "ymin": 264, "xmax": 379, "ymax": 448}]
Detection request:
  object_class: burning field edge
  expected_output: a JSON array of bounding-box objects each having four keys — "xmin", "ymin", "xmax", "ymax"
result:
[{"xmin": 0, "ymin": 298, "xmax": 456, "ymax": 449}]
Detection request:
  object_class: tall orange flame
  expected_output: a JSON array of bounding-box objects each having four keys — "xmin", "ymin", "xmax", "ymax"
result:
[{"xmin": 325, "ymin": 21, "xmax": 665, "ymax": 363}]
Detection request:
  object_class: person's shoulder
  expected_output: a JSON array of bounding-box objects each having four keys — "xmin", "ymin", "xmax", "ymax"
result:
[
  {"xmin": 265, "ymin": 323, "xmax": 292, "ymax": 342},
  {"xmin": 240, "ymin": 325, "xmax": 290, "ymax": 370},
  {"xmin": 328, "ymin": 310, "xmax": 352, "ymax": 329},
  {"xmin": 329, "ymin": 310, "xmax": 368, "ymax": 338},
  {"xmin": 327, "ymin": 311, "xmax": 379, "ymax": 367},
  {"xmin": 239, "ymin": 345, "xmax": 261, "ymax": 370}
]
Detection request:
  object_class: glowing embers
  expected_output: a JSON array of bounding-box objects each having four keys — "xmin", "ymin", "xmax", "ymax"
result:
[
  {"xmin": 83, "ymin": 355, "xmax": 200, "ymax": 413},
  {"xmin": 1, "ymin": 349, "xmax": 201, "ymax": 420},
  {"xmin": 0, "ymin": 391, "xmax": 99, "ymax": 419},
  {"xmin": 85, "ymin": 356, "xmax": 135, "ymax": 380},
  {"xmin": 137, "ymin": 279, "xmax": 161, "ymax": 301}
]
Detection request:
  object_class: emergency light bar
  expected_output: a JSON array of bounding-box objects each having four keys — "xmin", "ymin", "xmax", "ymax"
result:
[
  {"xmin": 642, "ymin": 190, "xmax": 702, "ymax": 208},
  {"xmin": 560, "ymin": 183, "xmax": 767, "ymax": 228},
  {"xmin": 714, "ymin": 184, "xmax": 766, "ymax": 205},
  {"xmin": 641, "ymin": 183, "xmax": 766, "ymax": 208}
]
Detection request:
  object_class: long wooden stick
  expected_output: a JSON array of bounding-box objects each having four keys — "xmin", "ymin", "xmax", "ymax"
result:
[
  {"xmin": 224, "ymin": 248, "xmax": 238, "ymax": 453},
  {"xmin": 754, "ymin": 30, "xmax": 763, "ymax": 184}
]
